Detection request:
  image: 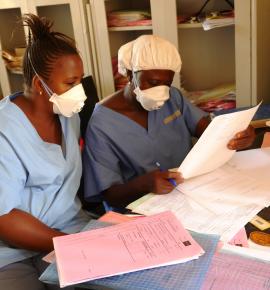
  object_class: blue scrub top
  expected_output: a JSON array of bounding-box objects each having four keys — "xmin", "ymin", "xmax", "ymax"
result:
[
  {"xmin": 0, "ymin": 93, "xmax": 89, "ymax": 268},
  {"xmin": 83, "ymin": 87, "xmax": 208, "ymax": 202}
]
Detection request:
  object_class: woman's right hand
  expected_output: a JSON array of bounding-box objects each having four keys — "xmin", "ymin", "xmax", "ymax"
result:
[
  {"xmin": 104, "ymin": 169, "xmax": 184, "ymax": 207},
  {"xmin": 142, "ymin": 169, "xmax": 183, "ymax": 194}
]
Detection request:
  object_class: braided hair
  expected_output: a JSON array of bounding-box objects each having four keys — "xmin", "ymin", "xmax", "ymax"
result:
[{"xmin": 22, "ymin": 14, "xmax": 78, "ymax": 91}]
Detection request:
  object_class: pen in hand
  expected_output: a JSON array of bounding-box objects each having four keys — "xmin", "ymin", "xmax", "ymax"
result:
[{"xmin": 156, "ymin": 162, "xmax": 178, "ymax": 187}]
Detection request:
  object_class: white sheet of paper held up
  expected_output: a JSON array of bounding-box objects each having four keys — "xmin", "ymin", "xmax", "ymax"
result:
[{"xmin": 179, "ymin": 103, "xmax": 261, "ymax": 179}]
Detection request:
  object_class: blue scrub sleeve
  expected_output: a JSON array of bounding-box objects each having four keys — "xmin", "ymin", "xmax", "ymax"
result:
[
  {"xmin": 83, "ymin": 133, "xmax": 124, "ymax": 201},
  {"xmin": 182, "ymin": 97, "xmax": 208, "ymax": 134},
  {"xmin": 172, "ymin": 88, "xmax": 208, "ymax": 135},
  {"xmin": 0, "ymin": 134, "xmax": 26, "ymax": 216}
]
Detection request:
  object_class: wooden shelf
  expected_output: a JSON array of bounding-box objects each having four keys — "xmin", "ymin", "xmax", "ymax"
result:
[
  {"xmin": 108, "ymin": 25, "xmax": 152, "ymax": 32},
  {"xmin": 8, "ymin": 69, "xmax": 23, "ymax": 75},
  {"xmin": 178, "ymin": 23, "xmax": 202, "ymax": 29},
  {"xmin": 178, "ymin": 22, "xmax": 234, "ymax": 29}
]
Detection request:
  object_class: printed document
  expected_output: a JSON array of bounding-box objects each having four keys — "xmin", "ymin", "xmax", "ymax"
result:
[
  {"xmin": 201, "ymin": 251, "xmax": 270, "ymax": 289},
  {"xmin": 179, "ymin": 103, "xmax": 260, "ymax": 179},
  {"xmin": 53, "ymin": 211, "xmax": 204, "ymax": 287},
  {"xmin": 130, "ymin": 148, "xmax": 270, "ymax": 242}
]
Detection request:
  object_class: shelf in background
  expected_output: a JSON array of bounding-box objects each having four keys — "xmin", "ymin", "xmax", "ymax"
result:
[
  {"xmin": 108, "ymin": 23, "xmax": 234, "ymax": 31},
  {"xmin": 178, "ymin": 23, "xmax": 234, "ymax": 29},
  {"xmin": 8, "ymin": 69, "xmax": 23, "ymax": 75},
  {"xmin": 178, "ymin": 23, "xmax": 202, "ymax": 29},
  {"xmin": 108, "ymin": 25, "xmax": 152, "ymax": 32}
]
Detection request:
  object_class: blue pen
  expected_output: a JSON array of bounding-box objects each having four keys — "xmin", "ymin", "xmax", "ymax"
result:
[{"xmin": 156, "ymin": 162, "xmax": 178, "ymax": 187}]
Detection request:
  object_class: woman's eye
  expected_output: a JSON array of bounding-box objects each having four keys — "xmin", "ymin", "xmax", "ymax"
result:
[
  {"xmin": 149, "ymin": 80, "xmax": 159, "ymax": 86},
  {"xmin": 66, "ymin": 82, "xmax": 75, "ymax": 86},
  {"xmin": 66, "ymin": 79, "xmax": 81, "ymax": 86}
]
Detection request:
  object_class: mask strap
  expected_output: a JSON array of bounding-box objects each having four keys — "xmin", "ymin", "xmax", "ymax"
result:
[
  {"xmin": 132, "ymin": 70, "xmax": 140, "ymax": 89},
  {"xmin": 38, "ymin": 78, "xmax": 54, "ymax": 97},
  {"xmin": 28, "ymin": 52, "xmax": 54, "ymax": 96}
]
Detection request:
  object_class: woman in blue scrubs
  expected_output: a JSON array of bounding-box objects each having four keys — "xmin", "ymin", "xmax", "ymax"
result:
[
  {"xmin": 83, "ymin": 35, "xmax": 255, "ymax": 209},
  {"xmin": 0, "ymin": 14, "xmax": 88, "ymax": 289}
]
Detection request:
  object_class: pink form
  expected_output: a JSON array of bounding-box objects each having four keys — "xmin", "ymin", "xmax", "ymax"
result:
[
  {"xmin": 201, "ymin": 251, "xmax": 270, "ymax": 290},
  {"xmin": 229, "ymin": 227, "xmax": 249, "ymax": 247},
  {"xmin": 98, "ymin": 211, "xmax": 135, "ymax": 224},
  {"xmin": 53, "ymin": 211, "xmax": 205, "ymax": 287}
]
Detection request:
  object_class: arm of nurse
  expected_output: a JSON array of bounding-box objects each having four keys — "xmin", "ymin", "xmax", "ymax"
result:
[{"xmin": 0, "ymin": 208, "xmax": 65, "ymax": 252}]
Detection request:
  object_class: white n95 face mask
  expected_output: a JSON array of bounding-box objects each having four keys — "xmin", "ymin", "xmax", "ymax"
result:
[
  {"xmin": 134, "ymin": 85, "xmax": 170, "ymax": 111},
  {"xmin": 132, "ymin": 71, "xmax": 170, "ymax": 111},
  {"xmin": 49, "ymin": 84, "xmax": 87, "ymax": 117}
]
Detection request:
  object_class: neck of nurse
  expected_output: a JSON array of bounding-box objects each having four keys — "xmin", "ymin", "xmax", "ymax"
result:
[
  {"xmin": 32, "ymin": 97, "xmax": 55, "ymax": 120},
  {"xmin": 15, "ymin": 93, "xmax": 56, "ymax": 121}
]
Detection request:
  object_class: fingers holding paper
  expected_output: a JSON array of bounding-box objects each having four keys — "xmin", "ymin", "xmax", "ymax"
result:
[{"xmin": 227, "ymin": 125, "xmax": 255, "ymax": 150}]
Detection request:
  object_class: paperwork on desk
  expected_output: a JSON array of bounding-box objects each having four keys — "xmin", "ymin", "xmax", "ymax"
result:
[
  {"xmin": 40, "ymin": 220, "xmax": 219, "ymax": 290},
  {"xmin": 53, "ymin": 211, "xmax": 204, "ymax": 288},
  {"xmin": 201, "ymin": 251, "xmax": 270, "ymax": 290},
  {"xmin": 129, "ymin": 148, "xmax": 270, "ymax": 242},
  {"xmin": 179, "ymin": 103, "xmax": 260, "ymax": 179}
]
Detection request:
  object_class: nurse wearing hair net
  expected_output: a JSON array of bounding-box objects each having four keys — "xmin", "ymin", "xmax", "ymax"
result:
[{"xmin": 83, "ymin": 35, "xmax": 255, "ymax": 209}]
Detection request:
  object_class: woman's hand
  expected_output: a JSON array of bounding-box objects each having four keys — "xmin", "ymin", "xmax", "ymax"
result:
[
  {"xmin": 227, "ymin": 125, "xmax": 255, "ymax": 150},
  {"xmin": 143, "ymin": 170, "xmax": 183, "ymax": 194},
  {"xmin": 104, "ymin": 170, "xmax": 184, "ymax": 207}
]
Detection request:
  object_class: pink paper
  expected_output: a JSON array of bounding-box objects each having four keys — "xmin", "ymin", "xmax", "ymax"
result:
[
  {"xmin": 229, "ymin": 227, "xmax": 249, "ymax": 248},
  {"xmin": 98, "ymin": 211, "xmax": 135, "ymax": 224},
  {"xmin": 201, "ymin": 251, "xmax": 270, "ymax": 290},
  {"xmin": 262, "ymin": 132, "xmax": 270, "ymax": 148},
  {"xmin": 53, "ymin": 211, "xmax": 204, "ymax": 287}
]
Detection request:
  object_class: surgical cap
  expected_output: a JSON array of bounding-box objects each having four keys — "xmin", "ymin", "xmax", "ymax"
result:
[{"xmin": 118, "ymin": 35, "xmax": 182, "ymax": 76}]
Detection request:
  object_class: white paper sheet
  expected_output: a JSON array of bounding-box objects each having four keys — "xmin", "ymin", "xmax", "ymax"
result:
[
  {"xmin": 179, "ymin": 103, "xmax": 260, "ymax": 179},
  {"xmin": 222, "ymin": 242, "xmax": 270, "ymax": 261},
  {"xmin": 227, "ymin": 147, "xmax": 270, "ymax": 182},
  {"xmin": 131, "ymin": 149, "xmax": 270, "ymax": 242},
  {"xmin": 177, "ymin": 165, "xmax": 269, "ymax": 215}
]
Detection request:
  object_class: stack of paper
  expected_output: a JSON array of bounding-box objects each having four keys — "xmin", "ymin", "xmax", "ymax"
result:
[
  {"xmin": 201, "ymin": 251, "xmax": 270, "ymax": 289},
  {"xmin": 130, "ymin": 148, "xmax": 270, "ymax": 242},
  {"xmin": 53, "ymin": 211, "xmax": 205, "ymax": 288},
  {"xmin": 202, "ymin": 16, "xmax": 234, "ymax": 31},
  {"xmin": 128, "ymin": 104, "xmax": 270, "ymax": 242}
]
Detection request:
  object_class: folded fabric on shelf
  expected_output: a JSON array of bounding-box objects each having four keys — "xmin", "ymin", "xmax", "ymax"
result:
[{"xmin": 107, "ymin": 10, "xmax": 151, "ymax": 27}]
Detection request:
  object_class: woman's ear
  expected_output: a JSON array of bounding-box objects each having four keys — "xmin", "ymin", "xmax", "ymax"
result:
[{"xmin": 32, "ymin": 75, "xmax": 44, "ymax": 96}]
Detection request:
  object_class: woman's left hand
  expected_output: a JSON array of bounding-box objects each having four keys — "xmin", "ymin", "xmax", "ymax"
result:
[{"xmin": 227, "ymin": 125, "xmax": 256, "ymax": 150}]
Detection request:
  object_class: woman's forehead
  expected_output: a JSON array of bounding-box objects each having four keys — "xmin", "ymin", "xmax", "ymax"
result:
[
  {"xmin": 139, "ymin": 69, "xmax": 174, "ymax": 79},
  {"xmin": 52, "ymin": 54, "xmax": 83, "ymax": 75}
]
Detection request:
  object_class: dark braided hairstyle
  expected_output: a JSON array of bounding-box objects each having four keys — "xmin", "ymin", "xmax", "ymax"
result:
[{"xmin": 22, "ymin": 14, "xmax": 78, "ymax": 91}]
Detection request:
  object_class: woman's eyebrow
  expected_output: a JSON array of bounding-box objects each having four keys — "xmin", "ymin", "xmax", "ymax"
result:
[{"xmin": 64, "ymin": 75, "xmax": 83, "ymax": 81}]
